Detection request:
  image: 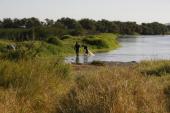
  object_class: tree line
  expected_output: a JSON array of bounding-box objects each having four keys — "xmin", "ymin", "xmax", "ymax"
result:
[{"xmin": 0, "ymin": 17, "xmax": 169, "ymax": 41}]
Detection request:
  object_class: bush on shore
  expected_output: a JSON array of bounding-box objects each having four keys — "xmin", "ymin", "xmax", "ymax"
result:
[
  {"xmin": 83, "ymin": 36, "xmax": 109, "ymax": 48},
  {"xmin": 46, "ymin": 36, "xmax": 63, "ymax": 46},
  {"xmin": 82, "ymin": 33, "xmax": 119, "ymax": 50}
]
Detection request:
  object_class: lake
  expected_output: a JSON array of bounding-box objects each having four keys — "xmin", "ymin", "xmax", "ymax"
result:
[{"xmin": 65, "ymin": 35, "xmax": 170, "ymax": 63}]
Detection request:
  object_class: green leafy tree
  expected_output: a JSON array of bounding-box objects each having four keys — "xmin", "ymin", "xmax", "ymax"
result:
[
  {"xmin": 45, "ymin": 19, "xmax": 54, "ymax": 27},
  {"xmin": 79, "ymin": 19, "xmax": 96, "ymax": 34},
  {"xmin": 2, "ymin": 18, "xmax": 14, "ymax": 28}
]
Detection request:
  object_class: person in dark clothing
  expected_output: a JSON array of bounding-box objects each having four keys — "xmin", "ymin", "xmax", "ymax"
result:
[
  {"xmin": 83, "ymin": 45, "xmax": 89, "ymax": 55},
  {"xmin": 82, "ymin": 45, "xmax": 89, "ymax": 63},
  {"xmin": 74, "ymin": 42, "xmax": 80, "ymax": 57}
]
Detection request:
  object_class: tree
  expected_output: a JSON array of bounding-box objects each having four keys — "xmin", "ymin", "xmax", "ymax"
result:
[
  {"xmin": 45, "ymin": 18, "xmax": 54, "ymax": 27},
  {"xmin": 96, "ymin": 19, "xmax": 118, "ymax": 33},
  {"xmin": 13, "ymin": 18, "xmax": 25, "ymax": 28},
  {"xmin": 57, "ymin": 18, "xmax": 84, "ymax": 35},
  {"xmin": 79, "ymin": 19, "xmax": 96, "ymax": 34},
  {"xmin": 167, "ymin": 25, "xmax": 170, "ymax": 33},
  {"xmin": 2, "ymin": 18, "xmax": 14, "ymax": 28},
  {"xmin": 57, "ymin": 18, "xmax": 79, "ymax": 29},
  {"xmin": 25, "ymin": 17, "xmax": 41, "ymax": 28},
  {"xmin": 0, "ymin": 20, "xmax": 2, "ymax": 28}
]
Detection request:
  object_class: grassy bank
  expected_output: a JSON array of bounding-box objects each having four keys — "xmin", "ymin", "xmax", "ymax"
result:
[
  {"xmin": 0, "ymin": 59, "xmax": 170, "ymax": 113},
  {"xmin": 63, "ymin": 33, "xmax": 119, "ymax": 54},
  {"xmin": 0, "ymin": 33, "xmax": 119, "ymax": 58}
]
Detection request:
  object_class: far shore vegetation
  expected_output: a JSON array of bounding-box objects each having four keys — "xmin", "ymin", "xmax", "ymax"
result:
[
  {"xmin": 0, "ymin": 17, "xmax": 170, "ymax": 113},
  {"xmin": 0, "ymin": 17, "xmax": 170, "ymax": 42}
]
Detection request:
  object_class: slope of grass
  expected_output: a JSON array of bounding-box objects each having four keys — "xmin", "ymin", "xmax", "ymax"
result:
[
  {"xmin": 0, "ymin": 41, "xmax": 65, "ymax": 61},
  {"xmin": 63, "ymin": 33, "xmax": 119, "ymax": 54},
  {"xmin": 0, "ymin": 33, "xmax": 119, "ymax": 58}
]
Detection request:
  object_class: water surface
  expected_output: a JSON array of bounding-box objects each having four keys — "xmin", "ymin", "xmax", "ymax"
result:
[{"xmin": 65, "ymin": 35, "xmax": 170, "ymax": 63}]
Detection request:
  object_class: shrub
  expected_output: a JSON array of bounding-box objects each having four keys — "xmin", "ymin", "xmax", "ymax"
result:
[
  {"xmin": 91, "ymin": 60, "xmax": 105, "ymax": 66},
  {"xmin": 61, "ymin": 35, "xmax": 73, "ymax": 40},
  {"xmin": 1, "ymin": 43, "xmax": 39, "ymax": 61},
  {"xmin": 83, "ymin": 36, "xmax": 108, "ymax": 48},
  {"xmin": 47, "ymin": 36, "xmax": 62, "ymax": 46},
  {"xmin": 140, "ymin": 61, "xmax": 170, "ymax": 76}
]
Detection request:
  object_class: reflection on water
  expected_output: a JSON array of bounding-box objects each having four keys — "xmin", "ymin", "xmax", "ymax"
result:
[
  {"xmin": 74, "ymin": 55, "xmax": 88, "ymax": 64},
  {"xmin": 66, "ymin": 35, "xmax": 170, "ymax": 63},
  {"xmin": 75, "ymin": 56, "xmax": 80, "ymax": 64},
  {"xmin": 83, "ymin": 54, "xmax": 88, "ymax": 64}
]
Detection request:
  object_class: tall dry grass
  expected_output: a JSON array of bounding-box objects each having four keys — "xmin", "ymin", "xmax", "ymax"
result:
[
  {"xmin": 0, "ymin": 59, "xmax": 170, "ymax": 113},
  {"xmin": 0, "ymin": 58, "xmax": 73, "ymax": 113},
  {"xmin": 56, "ymin": 65, "xmax": 170, "ymax": 113}
]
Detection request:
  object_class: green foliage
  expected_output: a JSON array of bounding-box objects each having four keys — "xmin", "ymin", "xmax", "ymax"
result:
[
  {"xmin": 82, "ymin": 33, "xmax": 119, "ymax": 50},
  {"xmin": 1, "ymin": 43, "xmax": 38, "ymax": 61},
  {"xmin": 79, "ymin": 18, "xmax": 96, "ymax": 34},
  {"xmin": 46, "ymin": 36, "xmax": 62, "ymax": 46},
  {"xmin": 83, "ymin": 36, "xmax": 109, "ymax": 48},
  {"xmin": 141, "ymin": 22, "xmax": 168, "ymax": 35},
  {"xmin": 61, "ymin": 35, "xmax": 73, "ymax": 40},
  {"xmin": 0, "ymin": 40, "xmax": 65, "ymax": 61},
  {"xmin": 96, "ymin": 19, "xmax": 119, "ymax": 33},
  {"xmin": 0, "ymin": 58, "xmax": 70, "ymax": 89},
  {"xmin": 140, "ymin": 60, "xmax": 170, "ymax": 76},
  {"xmin": 0, "ymin": 33, "xmax": 119, "ymax": 60},
  {"xmin": 0, "ymin": 28, "xmax": 32, "ymax": 41},
  {"xmin": 0, "ymin": 17, "xmax": 169, "ymax": 42},
  {"xmin": 57, "ymin": 18, "xmax": 84, "ymax": 36}
]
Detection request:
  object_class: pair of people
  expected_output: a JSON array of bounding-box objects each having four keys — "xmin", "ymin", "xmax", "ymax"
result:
[
  {"xmin": 74, "ymin": 42, "xmax": 88, "ymax": 57},
  {"xmin": 74, "ymin": 42, "xmax": 89, "ymax": 63}
]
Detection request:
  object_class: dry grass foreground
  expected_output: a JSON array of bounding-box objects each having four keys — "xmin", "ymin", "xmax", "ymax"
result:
[{"xmin": 0, "ymin": 59, "xmax": 170, "ymax": 113}]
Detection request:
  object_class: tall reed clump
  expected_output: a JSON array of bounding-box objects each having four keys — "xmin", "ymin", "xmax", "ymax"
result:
[
  {"xmin": 0, "ymin": 58, "xmax": 73, "ymax": 113},
  {"xmin": 139, "ymin": 60, "xmax": 170, "ymax": 76},
  {"xmin": 56, "ymin": 66, "xmax": 167, "ymax": 113}
]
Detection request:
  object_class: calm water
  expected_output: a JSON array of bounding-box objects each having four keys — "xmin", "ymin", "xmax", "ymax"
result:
[{"xmin": 65, "ymin": 35, "xmax": 170, "ymax": 63}]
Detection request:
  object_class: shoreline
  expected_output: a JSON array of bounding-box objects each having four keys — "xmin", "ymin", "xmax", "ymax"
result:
[{"xmin": 71, "ymin": 61, "xmax": 137, "ymax": 66}]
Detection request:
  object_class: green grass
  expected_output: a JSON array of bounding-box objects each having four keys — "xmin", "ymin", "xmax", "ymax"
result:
[
  {"xmin": 0, "ymin": 33, "xmax": 119, "ymax": 58},
  {"xmin": 0, "ymin": 40, "xmax": 65, "ymax": 60},
  {"xmin": 139, "ymin": 60, "xmax": 170, "ymax": 76},
  {"xmin": 63, "ymin": 33, "xmax": 119, "ymax": 53}
]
